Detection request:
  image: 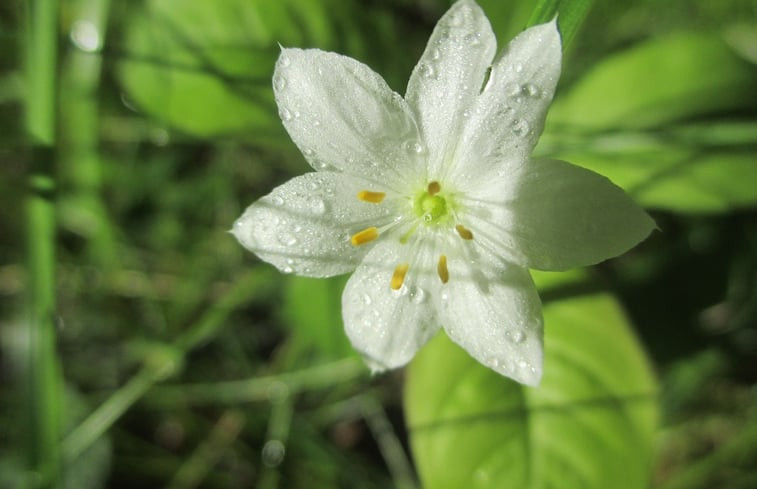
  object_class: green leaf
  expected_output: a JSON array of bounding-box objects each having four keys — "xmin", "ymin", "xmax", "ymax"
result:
[
  {"xmin": 282, "ymin": 276, "xmax": 355, "ymax": 362},
  {"xmin": 405, "ymin": 292, "xmax": 658, "ymax": 489},
  {"xmin": 117, "ymin": 0, "xmax": 342, "ymax": 140},
  {"xmin": 548, "ymin": 32, "xmax": 757, "ymax": 130},
  {"xmin": 527, "ymin": 0, "xmax": 594, "ymax": 48}
]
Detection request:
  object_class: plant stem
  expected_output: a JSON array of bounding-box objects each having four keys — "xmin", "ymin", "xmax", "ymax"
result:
[{"xmin": 24, "ymin": 0, "xmax": 61, "ymax": 487}]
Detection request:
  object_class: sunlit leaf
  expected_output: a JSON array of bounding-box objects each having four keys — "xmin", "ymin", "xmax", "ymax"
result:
[
  {"xmin": 405, "ymin": 289, "xmax": 658, "ymax": 489},
  {"xmin": 117, "ymin": 0, "xmax": 344, "ymax": 140},
  {"xmin": 548, "ymin": 32, "xmax": 757, "ymax": 130},
  {"xmin": 283, "ymin": 276, "xmax": 355, "ymax": 361}
]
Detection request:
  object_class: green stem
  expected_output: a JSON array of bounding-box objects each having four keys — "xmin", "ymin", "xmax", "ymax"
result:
[{"xmin": 24, "ymin": 0, "xmax": 61, "ymax": 487}]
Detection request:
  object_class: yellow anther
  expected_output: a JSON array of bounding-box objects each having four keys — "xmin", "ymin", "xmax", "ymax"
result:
[
  {"xmin": 357, "ymin": 190, "xmax": 386, "ymax": 204},
  {"xmin": 455, "ymin": 224, "xmax": 474, "ymax": 240},
  {"xmin": 427, "ymin": 181, "xmax": 441, "ymax": 195},
  {"xmin": 350, "ymin": 227, "xmax": 379, "ymax": 246},
  {"xmin": 437, "ymin": 255, "xmax": 449, "ymax": 284},
  {"xmin": 390, "ymin": 263, "xmax": 410, "ymax": 290}
]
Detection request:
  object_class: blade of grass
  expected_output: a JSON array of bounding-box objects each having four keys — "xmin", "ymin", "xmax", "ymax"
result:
[
  {"xmin": 527, "ymin": 0, "xmax": 594, "ymax": 48},
  {"xmin": 23, "ymin": 0, "xmax": 62, "ymax": 487}
]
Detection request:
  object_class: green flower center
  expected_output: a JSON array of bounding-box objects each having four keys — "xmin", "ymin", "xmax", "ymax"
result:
[{"xmin": 414, "ymin": 181, "xmax": 451, "ymax": 225}]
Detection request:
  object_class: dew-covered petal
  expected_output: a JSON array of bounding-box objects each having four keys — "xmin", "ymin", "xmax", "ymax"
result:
[
  {"xmin": 342, "ymin": 240, "xmax": 442, "ymax": 371},
  {"xmin": 232, "ymin": 172, "xmax": 397, "ymax": 278},
  {"xmin": 405, "ymin": 0, "xmax": 496, "ymax": 178},
  {"xmin": 274, "ymin": 48, "xmax": 424, "ymax": 189},
  {"xmin": 464, "ymin": 158, "xmax": 656, "ymax": 271},
  {"xmin": 454, "ymin": 20, "xmax": 561, "ymax": 186},
  {"xmin": 438, "ymin": 248, "xmax": 543, "ymax": 385}
]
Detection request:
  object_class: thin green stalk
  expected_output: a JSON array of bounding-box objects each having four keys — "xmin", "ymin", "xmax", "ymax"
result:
[
  {"xmin": 59, "ymin": 0, "xmax": 118, "ymax": 273},
  {"xmin": 24, "ymin": 0, "xmax": 61, "ymax": 487},
  {"xmin": 61, "ymin": 267, "xmax": 275, "ymax": 462},
  {"xmin": 145, "ymin": 357, "xmax": 366, "ymax": 407},
  {"xmin": 527, "ymin": 0, "xmax": 594, "ymax": 48},
  {"xmin": 166, "ymin": 411, "xmax": 245, "ymax": 489},
  {"xmin": 61, "ymin": 367, "xmax": 157, "ymax": 463}
]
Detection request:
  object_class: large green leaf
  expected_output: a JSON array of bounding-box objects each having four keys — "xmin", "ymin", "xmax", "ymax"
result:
[
  {"xmin": 405, "ymin": 288, "xmax": 658, "ymax": 489},
  {"xmin": 547, "ymin": 32, "xmax": 757, "ymax": 130},
  {"xmin": 117, "ymin": 0, "xmax": 346, "ymax": 140},
  {"xmin": 539, "ymin": 121, "xmax": 757, "ymax": 214}
]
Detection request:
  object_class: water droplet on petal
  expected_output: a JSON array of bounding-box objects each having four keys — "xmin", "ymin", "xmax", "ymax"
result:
[
  {"xmin": 282, "ymin": 266, "xmax": 293, "ymax": 274},
  {"xmin": 524, "ymin": 83, "xmax": 540, "ymax": 97},
  {"xmin": 274, "ymin": 76, "xmax": 287, "ymax": 91},
  {"xmin": 279, "ymin": 55, "xmax": 291, "ymax": 68},
  {"xmin": 419, "ymin": 63, "xmax": 436, "ymax": 80},
  {"xmin": 464, "ymin": 33, "xmax": 481, "ymax": 46},
  {"xmin": 511, "ymin": 119, "xmax": 530, "ymax": 137},
  {"xmin": 277, "ymin": 233, "xmax": 297, "ymax": 246},
  {"xmin": 511, "ymin": 330, "xmax": 526, "ymax": 343},
  {"xmin": 404, "ymin": 140, "xmax": 425, "ymax": 154},
  {"xmin": 313, "ymin": 119, "xmax": 321, "ymax": 127},
  {"xmin": 279, "ymin": 108, "xmax": 292, "ymax": 121},
  {"xmin": 409, "ymin": 286, "xmax": 427, "ymax": 304},
  {"xmin": 362, "ymin": 294, "xmax": 372, "ymax": 305},
  {"xmin": 309, "ymin": 198, "xmax": 326, "ymax": 215},
  {"xmin": 271, "ymin": 196, "xmax": 284, "ymax": 206},
  {"xmin": 431, "ymin": 48, "xmax": 441, "ymax": 60}
]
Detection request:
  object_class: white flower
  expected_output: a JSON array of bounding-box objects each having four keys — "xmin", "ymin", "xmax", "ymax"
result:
[{"xmin": 232, "ymin": 0, "xmax": 654, "ymax": 385}]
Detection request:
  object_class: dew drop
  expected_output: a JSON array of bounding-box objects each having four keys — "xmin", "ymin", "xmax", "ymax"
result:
[
  {"xmin": 303, "ymin": 148, "xmax": 314, "ymax": 156},
  {"xmin": 274, "ymin": 76, "xmax": 287, "ymax": 91},
  {"xmin": 511, "ymin": 330, "xmax": 526, "ymax": 343},
  {"xmin": 313, "ymin": 119, "xmax": 321, "ymax": 127},
  {"xmin": 282, "ymin": 266, "xmax": 293, "ymax": 274},
  {"xmin": 524, "ymin": 83, "xmax": 540, "ymax": 97},
  {"xmin": 511, "ymin": 119, "xmax": 530, "ymax": 137},
  {"xmin": 462, "ymin": 109, "xmax": 470, "ymax": 118},
  {"xmin": 431, "ymin": 48, "xmax": 441, "ymax": 60},
  {"xmin": 308, "ymin": 180, "xmax": 320, "ymax": 190},
  {"xmin": 277, "ymin": 233, "xmax": 297, "ymax": 246},
  {"xmin": 261, "ymin": 440, "xmax": 286, "ymax": 467},
  {"xmin": 310, "ymin": 198, "xmax": 327, "ymax": 215},
  {"xmin": 419, "ymin": 63, "xmax": 436, "ymax": 80},
  {"xmin": 517, "ymin": 359, "xmax": 529, "ymax": 370},
  {"xmin": 279, "ymin": 108, "xmax": 292, "ymax": 121},
  {"xmin": 271, "ymin": 195, "xmax": 284, "ymax": 206},
  {"xmin": 362, "ymin": 294, "xmax": 372, "ymax": 305},
  {"xmin": 409, "ymin": 286, "xmax": 427, "ymax": 304},
  {"xmin": 279, "ymin": 55, "xmax": 291, "ymax": 68},
  {"xmin": 488, "ymin": 357, "xmax": 500, "ymax": 368},
  {"xmin": 405, "ymin": 140, "xmax": 424, "ymax": 154},
  {"xmin": 293, "ymin": 110, "xmax": 301, "ymax": 119},
  {"xmin": 70, "ymin": 20, "xmax": 101, "ymax": 52},
  {"xmin": 464, "ymin": 33, "xmax": 481, "ymax": 46}
]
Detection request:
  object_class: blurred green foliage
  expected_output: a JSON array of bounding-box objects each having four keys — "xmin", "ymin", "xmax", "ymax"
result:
[{"xmin": 2, "ymin": 0, "xmax": 756, "ymax": 488}]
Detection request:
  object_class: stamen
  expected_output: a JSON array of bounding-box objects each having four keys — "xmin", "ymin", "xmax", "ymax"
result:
[
  {"xmin": 390, "ymin": 263, "xmax": 409, "ymax": 290},
  {"xmin": 357, "ymin": 190, "xmax": 386, "ymax": 204},
  {"xmin": 427, "ymin": 181, "xmax": 441, "ymax": 195},
  {"xmin": 455, "ymin": 224, "xmax": 474, "ymax": 240},
  {"xmin": 350, "ymin": 227, "xmax": 379, "ymax": 246},
  {"xmin": 437, "ymin": 255, "xmax": 449, "ymax": 284}
]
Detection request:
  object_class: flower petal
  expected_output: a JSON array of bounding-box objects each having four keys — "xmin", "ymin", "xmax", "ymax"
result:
[
  {"xmin": 465, "ymin": 158, "xmax": 656, "ymax": 271},
  {"xmin": 405, "ymin": 0, "xmax": 496, "ymax": 178},
  {"xmin": 232, "ymin": 172, "xmax": 396, "ymax": 277},
  {"xmin": 342, "ymin": 240, "xmax": 441, "ymax": 371},
  {"xmin": 454, "ymin": 20, "xmax": 561, "ymax": 185},
  {"xmin": 274, "ymin": 48, "xmax": 424, "ymax": 189},
  {"xmin": 438, "ymin": 247, "xmax": 544, "ymax": 385}
]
